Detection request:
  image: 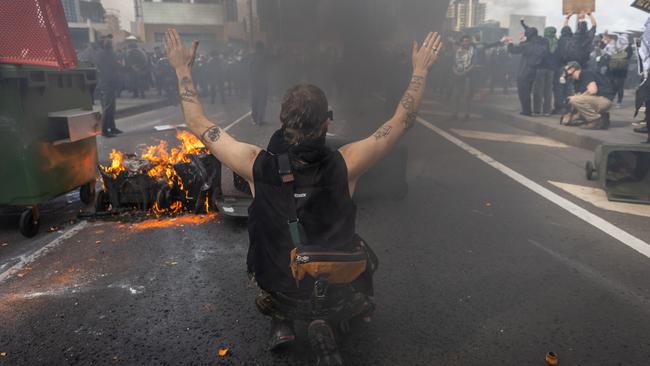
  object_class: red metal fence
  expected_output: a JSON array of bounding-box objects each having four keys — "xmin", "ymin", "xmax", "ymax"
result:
[{"xmin": 0, "ymin": 0, "xmax": 78, "ymax": 69}]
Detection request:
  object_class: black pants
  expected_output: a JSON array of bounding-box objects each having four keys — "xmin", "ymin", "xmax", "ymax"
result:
[
  {"xmin": 610, "ymin": 76, "xmax": 626, "ymax": 104},
  {"xmin": 210, "ymin": 81, "xmax": 226, "ymax": 104},
  {"xmin": 645, "ymin": 99, "xmax": 650, "ymax": 143},
  {"xmin": 251, "ymin": 85, "xmax": 268, "ymax": 124},
  {"xmin": 533, "ymin": 69, "xmax": 554, "ymax": 114},
  {"xmin": 128, "ymin": 70, "xmax": 146, "ymax": 98},
  {"xmin": 517, "ymin": 72, "xmax": 535, "ymax": 115},
  {"xmin": 451, "ymin": 75, "xmax": 474, "ymax": 116},
  {"xmin": 553, "ymin": 68, "xmax": 567, "ymax": 113},
  {"xmin": 99, "ymin": 86, "xmax": 116, "ymax": 133}
]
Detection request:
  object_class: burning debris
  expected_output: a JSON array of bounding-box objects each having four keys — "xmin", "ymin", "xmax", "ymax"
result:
[{"xmin": 95, "ymin": 131, "xmax": 221, "ymax": 217}]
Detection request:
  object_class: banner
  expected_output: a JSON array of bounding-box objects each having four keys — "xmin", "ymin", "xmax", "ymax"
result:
[
  {"xmin": 563, "ymin": 0, "xmax": 595, "ymax": 14},
  {"xmin": 631, "ymin": 0, "xmax": 650, "ymax": 14}
]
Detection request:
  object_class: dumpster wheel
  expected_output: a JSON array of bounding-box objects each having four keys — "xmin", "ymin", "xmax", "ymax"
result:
[
  {"xmin": 19, "ymin": 207, "xmax": 40, "ymax": 238},
  {"xmin": 585, "ymin": 161, "xmax": 597, "ymax": 181},
  {"xmin": 95, "ymin": 190, "xmax": 110, "ymax": 212},
  {"xmin": 80, "ymin": 180, "xmax": 96, "ymax": 205}
]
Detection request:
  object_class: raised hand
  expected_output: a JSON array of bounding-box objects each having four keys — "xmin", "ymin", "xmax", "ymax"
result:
[
  {"xmin": 164, "ymin": 28, "xmax": 199, "ymax": 71},
  {"xmin": 411, "ymin": 32, "xmax": 443, "ymax": 74}
]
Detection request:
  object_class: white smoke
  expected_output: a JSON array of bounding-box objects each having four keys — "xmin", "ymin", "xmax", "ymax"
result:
[{"xmin": 484, "ymin": 0, "xmax": 647, "ymax": 32}]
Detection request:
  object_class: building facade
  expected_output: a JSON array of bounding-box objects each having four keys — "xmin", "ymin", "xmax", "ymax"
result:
[
  {"xmin": 508, "ymin": 14, "xmax": 546, "ymax": 43},
  {"xmin": 132, "ymin": 0, "xmax": 256, "ymax": 49},
  {"xmin": 446, "ymin": 0, "xmax": 487, "ymax": 32},
  {"xmin": 62, "ymin": 0, "xmax": 108, "ymax": 48}
]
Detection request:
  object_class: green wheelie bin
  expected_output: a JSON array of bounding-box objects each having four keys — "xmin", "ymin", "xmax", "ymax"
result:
[{"xmin": 0, "ymin": 64, "xmax": 100, "ymax": 237}]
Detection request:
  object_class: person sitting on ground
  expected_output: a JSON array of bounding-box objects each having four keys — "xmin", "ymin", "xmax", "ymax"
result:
[
  {"xmin": 163, "ymin": 28, "xmax": 442, "ymax": 365},
  {"xmin": 563, "ymin": 61, "xmax": 614, "ymax": 130}
]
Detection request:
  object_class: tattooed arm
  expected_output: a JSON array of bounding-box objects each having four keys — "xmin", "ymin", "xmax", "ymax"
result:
[
  {"xmin": 339, "ymin": 32, "xmax": 442, "ymax": 193},
  {"xmin": 165, "ymin": 29, "xmax": 260, "ymax": 184}
]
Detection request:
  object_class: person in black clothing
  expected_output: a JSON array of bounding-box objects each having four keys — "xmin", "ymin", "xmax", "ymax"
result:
[
  {"xmin": 533, "ymin": 27, "xmax": 555, "ymax": 115},
  {"xmin": 564, "ymin": 61, "xmax": 614, "ymax": 129},
  {"xmin": 505, "ymin": 24, "xmax": 547, "ymax": 116},
  {"xmin": 163, "ymin": 28, "xmax": 442, "ymax": 366},
  {"xmin": 602, "ymin": 33, "xmax": 632, "ymax": 106},
  {"xmin": 94, "ymin": 36, "xmax": 123, "ymax": 138},
  {"xmin": 207, "ymin": 50, "xmax": 226, "ymax": 105},
  {"xmin": 125, "ymin": 42, "xmax": 148, "ymax": 98},
  {"xmin": 488, "ymin": 45, "xmax": 511, "ymax": 95},
  {"xmin": 561, "ymin": 13, "xmax": 597, "ymax": 68},
  {"xmin": 555, "ymin": 25, "xmax": 575, "ymax": 113},
  {"xmin": 250, "ymin": 42, "xmax": 269, "ymax": 125}
]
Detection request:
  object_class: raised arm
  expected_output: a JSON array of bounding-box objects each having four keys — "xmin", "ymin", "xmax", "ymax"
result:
[
  {"xmin": 164, "ymin": 29, "xmax": 260, "ymax": 183},
  {"xmin": 588, "ymin": 13, "xmax": 597, "ymax": 29},
  {"xmin": 563, "ymin": 13, "xmax": 572, "ymax": 28},
  {"xmin": 505, "ymin": 37, "xmax": 522, "ymax": 54},
  {"xmin": 520, "ymin": 18, "xmax": 529, "ymax": 31},
  {"xmin": 339, "ymin": 32, "xmax": 442, "ymax": 190}
]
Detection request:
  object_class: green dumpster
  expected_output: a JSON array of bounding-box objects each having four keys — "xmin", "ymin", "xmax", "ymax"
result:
[{"xmin": 0, "ymin": 64, "xmax": 100, "ymax": 237}]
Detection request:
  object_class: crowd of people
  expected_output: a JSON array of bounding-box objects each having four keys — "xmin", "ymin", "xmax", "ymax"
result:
[
  {"xmin": 85, "ymin": 11, "xmax": 650, "ymax": 143},
  {"xmin": 79, "ymin": 39, "xmax": 254, "ymax": 105},
  {"xmin": 434, "ymin": 12, "xmax": 650, "ymax": 141},
  {"xmin": 83, "ymin": 35, "xmax": 354, "ymax": 136}
]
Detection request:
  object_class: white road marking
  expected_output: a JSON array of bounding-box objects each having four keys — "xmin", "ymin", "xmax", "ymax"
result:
[
  {"xmin": 549, "ymin": 181, "xmax": 650, "ymax": 218},
  {"xmin": 417, "ymin": 117, "xmax": 650, "ymax": 259},
  {"xmin": 224, "ymin": 111, "xmax": 252, "ymax": 132},
  {"xmin": 451, "ymin": 128, "xmax": 569, "ymax": 148},
  {"xmin": 154, "ymin": 123, "xmax": 187, "ymax": 131},
  {"xmin": 0, "ymin": 221, "xmax": 88, "ymax": 284}
]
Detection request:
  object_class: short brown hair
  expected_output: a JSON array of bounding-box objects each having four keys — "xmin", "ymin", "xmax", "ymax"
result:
[{"xmin": 280, "ymin": 84, "xmax": 328, "ymax": 144}]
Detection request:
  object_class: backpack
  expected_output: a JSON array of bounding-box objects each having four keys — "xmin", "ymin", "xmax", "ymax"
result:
[{"xmin": 609, "ymin": 51, "xmax": 629, "ymax": 72}]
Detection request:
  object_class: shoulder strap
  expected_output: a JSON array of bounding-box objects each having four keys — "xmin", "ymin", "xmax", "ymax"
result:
[{"xmin": 277, "ymin": 153, "xmax": 303, "ymax": 247}]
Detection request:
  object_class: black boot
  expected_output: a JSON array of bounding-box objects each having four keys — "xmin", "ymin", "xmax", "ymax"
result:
[
  {"xmin": 268, "ymin": 318, "xmax": 295, "ymax": 351},
  {"xmin": 308, "ymin": 320, "xmax": 344, "ymax": 366}
]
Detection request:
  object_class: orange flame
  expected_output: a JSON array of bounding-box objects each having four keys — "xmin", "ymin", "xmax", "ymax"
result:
[
  {"xmin": 100, "ymin": 150, "xmax": 126, "ymax": 178},
  {"xmin": 128, "ymin": 212, "xmax": 218, "ymax": 230},
  {"xmin": 99, "ymin": 130, "xmax": 211, "ymax": 215}
]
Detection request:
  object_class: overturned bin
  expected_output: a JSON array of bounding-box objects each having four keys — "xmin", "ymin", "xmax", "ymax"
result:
[{"xmin": 0, "ymin": 64, "xmax": 100, "ymax": 237}]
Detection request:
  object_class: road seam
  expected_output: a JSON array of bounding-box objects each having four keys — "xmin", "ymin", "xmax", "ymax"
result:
[
  {"xmin": 417, "ymin": 116, "xmax": 650, "ymax": 259},
  {"xmin": 0, "ymin": 221, "xmax": 88, "ymax": 284},
  {"xmin": 224, "ymin": 111, "xmax": 252, "ymax": 132}
]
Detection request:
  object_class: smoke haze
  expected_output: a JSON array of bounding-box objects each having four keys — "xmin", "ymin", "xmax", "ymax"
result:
[{"xmin": 485, "ymin": 0, "xmax": 648, "ymax": 32}]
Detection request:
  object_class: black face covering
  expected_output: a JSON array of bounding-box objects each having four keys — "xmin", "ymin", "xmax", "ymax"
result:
[
  {"xmin": 577, "ymin": 21, "xmax": 588, "ymax": 35},
  {"xmin": 525, "ymin": 27, "xmax": 538, "ymax": 39},
  {"xmin": 561, "ymin": 27, "xmax": 573, "ymax": 37}
]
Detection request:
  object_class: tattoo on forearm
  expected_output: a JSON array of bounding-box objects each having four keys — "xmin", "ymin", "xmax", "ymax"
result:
[
  {"xmin": 396, "ymin": 75, "xmax": 425, "ymax": 133},
  {"xmin": 408, "ymin": 75, "xmax": 425, "ymax": 93},
  {"xmin": 404, "ymin": 112, "xmax": 417, "ymax": 131},
  {"xmin": 373, "ymin": 125, "xmax": 393, "ymax": 140},
  {"xmin": 179, "ymin": 76, "xmax": 198, "ymax": 104},
  {"xmin": 400, "ymin": 92, "xmax": 415, "ymax": 111},
  {"xmin": 200, "ymin": 126, "xmax": 221, "ymax": 143}
]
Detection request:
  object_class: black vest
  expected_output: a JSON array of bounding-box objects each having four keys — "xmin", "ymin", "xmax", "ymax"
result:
[{"xmin": 247, "ymin": 142, "xmax": 357, "ymax": 298}]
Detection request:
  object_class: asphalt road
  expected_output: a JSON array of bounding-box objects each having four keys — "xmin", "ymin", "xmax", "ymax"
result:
[{"xmin": 1, "ymin": 91, "xmax": 650, "ymax": 365}]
